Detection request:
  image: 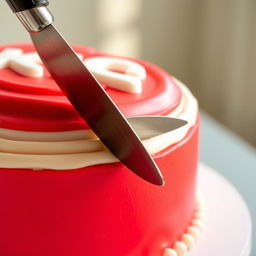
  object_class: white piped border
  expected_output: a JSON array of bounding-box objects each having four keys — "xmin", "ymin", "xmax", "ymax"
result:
[{"xmin": 163, "ymin": 194, "xmax": 206, "ymax": 256}]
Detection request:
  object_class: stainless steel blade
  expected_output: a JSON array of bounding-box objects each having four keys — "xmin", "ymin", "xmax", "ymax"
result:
[
  {"xmin": 31, "ymin": 25, "xmax": 164, "ymax": 185},
  {"xmin": 127, "ymin": 116, "xmax": 187, "ymax": 140}
]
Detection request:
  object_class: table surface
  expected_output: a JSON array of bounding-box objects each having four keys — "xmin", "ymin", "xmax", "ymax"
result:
[{"xmin": 200, "ymin": 111, "xmax": 256, "ymax": 255}]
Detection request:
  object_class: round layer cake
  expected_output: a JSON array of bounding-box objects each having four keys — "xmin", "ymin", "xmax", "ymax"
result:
[{"xmin": 0, "ymin": 43, "xmax": 199, "ymax": 256}]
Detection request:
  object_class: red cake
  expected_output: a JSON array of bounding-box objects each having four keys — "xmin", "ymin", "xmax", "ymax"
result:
[{"xmin": 0, "ymin": 43, "xmax": 201, "ymax": 256}]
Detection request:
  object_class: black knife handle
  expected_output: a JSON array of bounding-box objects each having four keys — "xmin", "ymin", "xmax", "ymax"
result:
[
  {"xmin": 6, "ymin": 0, "xmax": 49, "ymax": 13},
  {"xmin": 5, "ymin": 0, "xmax": 53, "ymax": 33}
]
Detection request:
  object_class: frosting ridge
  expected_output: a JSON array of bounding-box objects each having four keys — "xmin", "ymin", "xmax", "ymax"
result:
[
  {"xmin": 0, "ymin": 44, "xmax": 198, "ymax": 170},
  {"xmin": 1, "ymin": 79, "xmax": 198, "ymax": 169}
]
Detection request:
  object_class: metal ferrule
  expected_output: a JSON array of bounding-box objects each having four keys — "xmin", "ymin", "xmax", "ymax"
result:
[{"xmin": 15, "ymin": 6, "xmax": 53, "ymax": 33}]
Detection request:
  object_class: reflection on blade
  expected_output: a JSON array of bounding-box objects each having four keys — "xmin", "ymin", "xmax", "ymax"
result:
[{"xmin": 31, "ymin": 25, "xmax": 164, "ymax": 185}]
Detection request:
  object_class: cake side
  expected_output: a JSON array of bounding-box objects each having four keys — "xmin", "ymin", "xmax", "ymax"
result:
[{"xmin": 0, "ymin": 121, "xmax": 199, "ymax": 256}]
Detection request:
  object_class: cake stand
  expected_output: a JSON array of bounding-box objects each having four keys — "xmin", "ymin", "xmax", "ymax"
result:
[{"xmin": 189, "ymin": 163, "xmax": 252, "ymax": 256}]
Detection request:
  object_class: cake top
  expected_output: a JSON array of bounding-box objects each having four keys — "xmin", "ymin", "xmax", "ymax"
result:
[
  {"xmin": 1, "ymin": 43, "xmax": 198, "ymax": 170},
  {"xmin": 0, "ymin": 43, "xmax": 181, "ymax": 132}
]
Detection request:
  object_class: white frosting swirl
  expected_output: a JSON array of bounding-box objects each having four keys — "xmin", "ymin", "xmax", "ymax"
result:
[{"xmin": 0, "ymin": 79, "xmax": 198, "ymax": 170}]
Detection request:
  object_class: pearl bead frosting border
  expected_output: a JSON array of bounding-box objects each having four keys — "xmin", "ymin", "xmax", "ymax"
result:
[{"xmin": 163, "ymin": 193, "xmax": 206, "ymax": 256}]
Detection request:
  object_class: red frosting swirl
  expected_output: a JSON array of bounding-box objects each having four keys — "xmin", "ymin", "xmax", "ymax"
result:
[{"xmin": 0, "ymin": 43, "xmax": 181, "ymax": 132}]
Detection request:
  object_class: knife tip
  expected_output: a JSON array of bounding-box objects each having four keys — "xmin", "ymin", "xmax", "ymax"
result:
[
  {"xmin": 153, "ymin": 175, "xmax": 165, "ymax": 186},
  {"xmin": 146, "ymin": 164, "xmax": 165, "ymax": 186}
]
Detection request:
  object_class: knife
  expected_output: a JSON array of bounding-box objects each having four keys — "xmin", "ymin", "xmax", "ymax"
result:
[
  {"xmin": 5, "ymin": 0, "xmax": 168, "ymax": 185},
  {"xmin": 127, "ymin": 116, "xmax": 187, "ymax": 140}
]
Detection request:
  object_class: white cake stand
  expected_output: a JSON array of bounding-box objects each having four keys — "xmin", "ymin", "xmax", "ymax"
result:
[{"xmin": 189, "ymin": 163, "xmax": 252, "ymax": 256}]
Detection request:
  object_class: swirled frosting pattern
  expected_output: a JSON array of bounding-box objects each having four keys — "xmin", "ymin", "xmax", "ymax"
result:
[{"xmin": 0, "ymin": 44, "xmax": 198, "ymax": 170}]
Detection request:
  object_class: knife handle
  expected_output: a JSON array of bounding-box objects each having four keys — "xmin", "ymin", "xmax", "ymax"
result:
[
  {"xmin": 5, "ymin": 0, "xmax": 53, "ymax": 33},
  {"xmin": 6, "ymin": 0, "xmax": 49, "ymax": 13}
]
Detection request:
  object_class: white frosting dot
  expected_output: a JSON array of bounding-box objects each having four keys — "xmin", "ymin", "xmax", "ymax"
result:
[
  {"xmin": 181, "ymin": 234, "xmax": 195, "ymax": 250},
  {"xmin": 163, "ymin": 248, "xmax": 178, "ymax": 256},
  {"xmin": 196, "ymin": 203, "xmax": 206, "ymax": 212},
  {"xmin": 192, "ymin": 219, "xmax": 204, "ymax": 231},
  {"xmin": 195, "ymin": 210, "xmax": 206, "ymax": 220},
  {"xmin": 161, "ymin": 195, "xmax": 206, "ymax": 256},
  {"xmin": 187, "ymin": 226, "xmax": 200, "ymax": 240},
  {"xmin": 196, "ymin": 194, "xmax": 206, "ymax": 205},
  {"xmin": 173, "ymin": 241, "xmax": 187, "ymax": 256},
  {"xmin": 196, "ymin": 204, "xmax": 206, "ymax": 213}
]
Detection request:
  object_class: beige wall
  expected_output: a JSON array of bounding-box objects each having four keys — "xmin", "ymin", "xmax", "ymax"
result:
[
  {"xmin": 0, "ymin": 1, "xmax": 98, "ymax": 45},
  {"xmin": 1, "ymin": 0, "xmax": 255, "ymax": 146},
  {"xmin": 138, "ymin": 0, "xmax": 256, "ymax": 146}
]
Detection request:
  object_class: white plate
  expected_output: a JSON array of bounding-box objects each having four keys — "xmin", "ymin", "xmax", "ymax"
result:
[{"xmin": 189, "ymin": 163, "xmax": 252, "ymax": 256}]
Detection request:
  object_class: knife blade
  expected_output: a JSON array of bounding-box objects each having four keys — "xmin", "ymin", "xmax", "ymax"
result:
[
  {"xmin": 5, "ymin": 0, "xmax": 166, "ymax": 185},
  {"xmin": 127, "ymin": 116, "xmax": 187, "ymax": 140}
]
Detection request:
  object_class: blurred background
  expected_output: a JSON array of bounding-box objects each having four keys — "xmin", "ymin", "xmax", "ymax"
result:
[{"xmin": 0, "ymin": 0, "xmax": 255, "ymax": 147}]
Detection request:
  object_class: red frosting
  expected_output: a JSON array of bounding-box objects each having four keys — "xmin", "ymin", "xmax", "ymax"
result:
[
  {"xmin": 0, "ymin": 43, "xmax": 181, "ymax": 132},
  {"xmin": 0, "ymin": 124, "xmax": 199, "ymax": 256},
  {"xmin": 0, "ymin": 43, "xmax": 199, "ymax": 256}
]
